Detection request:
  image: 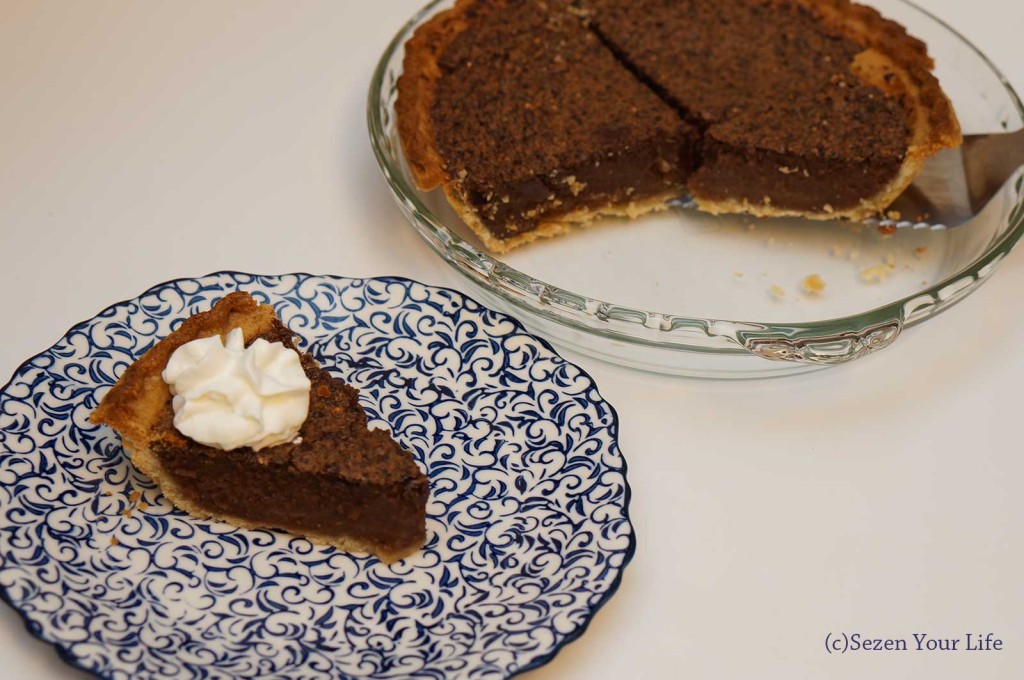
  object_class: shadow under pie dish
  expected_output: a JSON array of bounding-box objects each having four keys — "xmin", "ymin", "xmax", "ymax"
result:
[
  {"xmin": 91, "ymin": 291, "xmax": 429, "ymax": 563},
  {"xmin": 395, "ymin": 0, "xmax": 961, "ymax": 253}
]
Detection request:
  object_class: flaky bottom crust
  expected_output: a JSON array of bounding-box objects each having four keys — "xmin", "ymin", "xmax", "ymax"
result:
[{"xmin": 448, "ymin": 188, "xmax": 681, "ymax": 253}]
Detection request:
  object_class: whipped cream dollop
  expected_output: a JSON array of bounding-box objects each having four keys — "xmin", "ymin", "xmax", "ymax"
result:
[{"xmin": 161, "ymin": 328, "xmax": 311, "ymax": 451}]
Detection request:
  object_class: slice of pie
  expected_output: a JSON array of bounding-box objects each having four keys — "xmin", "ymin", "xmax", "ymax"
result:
[
  {"xmin": 396, "ymin": 0, "xmax": 961, "ymax": 251},
  {"xmin": 91, "ymin": 292, "xmax": 429, "ymax": 563},
  {"xmin": 582, "ymin": 0, "xmax": 961, "ymax": 221},
  {"xmin": 397, "ymin": 0, "xmax": 700, "ymax": 252}
]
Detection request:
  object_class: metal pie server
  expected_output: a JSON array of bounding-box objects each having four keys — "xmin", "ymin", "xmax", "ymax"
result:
[{"xmin": 871, "ymin": 126, "xmax": 1024, "ymax": 230}]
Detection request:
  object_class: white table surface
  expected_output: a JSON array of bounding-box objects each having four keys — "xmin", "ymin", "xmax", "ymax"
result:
[{"xmin": 1, "ymin": 1, "xmax": 1022, "ymax": 678}]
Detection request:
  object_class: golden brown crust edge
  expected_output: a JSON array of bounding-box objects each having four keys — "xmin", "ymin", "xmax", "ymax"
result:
[
  {"xmin": 448, "ymin": 185, "xmax": 679, "ymax": 253},
  {"xmin": 802, "ymin": 0, "xmax": 961, "ymax": 151},
  {"xmin": 395, "ymin": 0, "xmax": 476, "ymax": 191},
  {"xmin": 90, "ymin": 292, "xmax": 278, "ymax": 453}
]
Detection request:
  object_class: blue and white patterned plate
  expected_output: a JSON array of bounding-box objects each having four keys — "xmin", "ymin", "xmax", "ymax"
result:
[{"xmin": 0, "ymin": 272, "xmax": 634, "ymax": 680}]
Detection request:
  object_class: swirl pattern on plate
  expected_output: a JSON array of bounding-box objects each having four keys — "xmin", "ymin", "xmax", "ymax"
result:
[{"xmin": 0, "ymin": 272, "xmax": 633, "ymax": 680}]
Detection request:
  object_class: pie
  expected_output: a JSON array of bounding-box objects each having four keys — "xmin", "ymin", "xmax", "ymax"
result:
[
  {"xmin": 396, "ymin": 0, "xmax": 962, "ymax": 252},
  {"xmin": 91, "ymin": 292, "xmax": 429, "ymax": 563}
]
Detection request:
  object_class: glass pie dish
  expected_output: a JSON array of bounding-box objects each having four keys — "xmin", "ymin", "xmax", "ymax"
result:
[{"xmin": 368, "ymin": 0, "xmax": 1024, "ymax": 378}]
